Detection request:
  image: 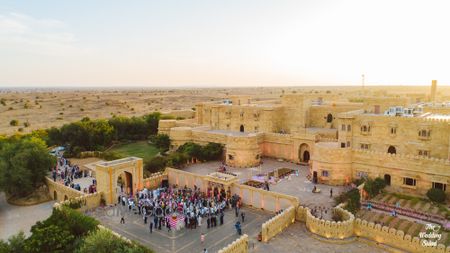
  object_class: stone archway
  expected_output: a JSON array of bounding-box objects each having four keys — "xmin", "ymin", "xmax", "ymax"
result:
[
  {"xmin": 95, "ymin": 157, "xmax": 144, "ymax": 204},
  {"xmin": 387, "ymin": 146, "xmax": 396, "ymax": 154},
  {"xmin": 298, "ymin": 143, "xmax": 311, "ymax": 163},
  {"xmin": 117, "ymin": 171, "xmax": 133, "ymax": 196}
]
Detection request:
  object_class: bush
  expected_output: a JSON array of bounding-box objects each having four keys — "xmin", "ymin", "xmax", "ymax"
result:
[
  {"xmin": 427, "ymin": 188, "xmax": 446, "ymax": 203},
  {"xmin": 363, "ymin": 177, "xmax": 386, "ymax": 198},
  {"xmin": 100, "ymin": 151, "xmax": 122, "ymax": 161},
  {"xmin": 198, "ymin": 142, "xmax": 223, "ymax": 161},
  {"xmin": 150, "ymin": 134, "xmax": 170, "ymax": 151},
  {"xmin": 177, "ymin": 142, "xmax": 202, "ymax": 159},
  {"xmin": 76, "ymin": 228, "xmax": 153, "ymax": 253},
  {"xmin": 144, "ymin": 156, "xmax": 167, "ymax": 174},
  {"xmin": 9, "ymin": 120, "xmax": 18, "ymax": 126},
  {"xmin": 23, "ymin": 122, "xmax": 30, "ymax": 128},
  {"xmin": 345, "ymin": 189, "xmax": 361, "ymax": 214},
  {"xmin": 335, "ymin": 188, "xmax": 361, "ymax": 214},
  {"xmin": 0, "ymin": 231, "xmax": 26, "ymax": 253},
  {"xmin": 166, "ymin": 152, "xmax": 189, "ymax": 168}
]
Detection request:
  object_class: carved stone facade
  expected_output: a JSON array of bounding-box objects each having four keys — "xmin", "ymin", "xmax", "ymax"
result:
[{"xmin": 160, "ymin": 88, "xmax": 450, "ymax": 196}]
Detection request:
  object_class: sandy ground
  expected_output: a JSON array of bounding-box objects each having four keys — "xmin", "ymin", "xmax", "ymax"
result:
[{"xmin": 1, "ymin": 86, "xmax": 447, "ymax": 135}]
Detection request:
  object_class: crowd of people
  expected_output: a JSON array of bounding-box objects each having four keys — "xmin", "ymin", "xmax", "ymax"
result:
[
  {"xmin": 51, "ymin": 156, "xmax": 97, "ymax": 194},
  {"xmin": 117, "ymin": 184, "xmax": 246, "ymax": 236}
]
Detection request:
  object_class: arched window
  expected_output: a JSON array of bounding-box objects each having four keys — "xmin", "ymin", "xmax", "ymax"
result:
[
  {"xmin": 326, "ymin": 113, "xmax": 333, "ymax": 123},
  {"xmin": 387, "ymin": 146, "xmax": 396, "ymax": 154},
  {"xmin": 347, "ymin": 125, "xmax": 351, "ymax": 131},
  {"xmin": 240, "ymin": 125, "xmax": 244, "ymax": 132}
]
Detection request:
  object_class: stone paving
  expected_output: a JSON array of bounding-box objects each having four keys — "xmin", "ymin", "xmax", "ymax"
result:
[
  {"xmin": 183, "ymin": 158, "xmax": 346, "ymax": 210},
  {"xmin": 255, "ymin": 222, "xmax": 388, "ymax": 253},
  {"xmin": 87, "ymin": 204, "xmax": 271, "ymax": 253},
  {"xmin": 0, "ymin": 192, "xmax": 54, "ymax": 240}
]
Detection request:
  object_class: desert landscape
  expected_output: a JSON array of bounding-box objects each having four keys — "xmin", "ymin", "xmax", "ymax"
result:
[{"xmin": 1, "ymin": 85, "xmax": 449, "ymax": 136}]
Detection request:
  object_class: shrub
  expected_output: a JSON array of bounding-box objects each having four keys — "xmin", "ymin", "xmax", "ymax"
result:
[
  {"xmin": 335, "ymin": 188, "xmax": 361, "ymax": 214},
  {"xmin": 427, "ymin": 188, "xmax": 446, "ymax": 203},
  {"xmin": 149, "ymin": 134, "xmax": 170, "ymax": 151},
  {"xmin": 10, "ymin": 120, "xmax": 18, "ymax": 126},
  {"xmin": 76, "ymin": 228, "xmax": 153, "ymax": 253},
  {"xmin": 0, "ymin": 231, "xmax": 26, "ymax": 253},
  {"xmin": 100, "ymin": 151, "xmax": 122, "ymax": 161},
  {"xmin": 23, "ymin": 122, "xmax": 30, "ymax": 128},
  {"xmin": 144, "ymin": 156, "xmax": 167, "ymax": 173},
  {"xmin": 166, "ymin": 152, "xmax": 189, "ymax": 168},
  {"xmin": 345, "ymin": 188, "xmax": 361, "ymax": 214},
  {"xmin": 363, "ymin": 177, "xmax": 386, "ymax": 198}
]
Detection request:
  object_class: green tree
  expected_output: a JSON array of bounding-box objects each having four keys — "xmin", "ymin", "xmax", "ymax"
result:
[
  {"xmin": 144, "ymin": 156, "xmax": 167, "ymax": 173},
  {"xmin": 109, "ymin": 116, "xmax": 150, "ymax": 140},
  {"xmin": 26, "ymin": 225, "xmax": 74, "ymax": 253},
  {"xmin": 363, "ymin": 177, "xmax": 386, "ymax": 198},
  {"xmin": 0, "ymin": 231, "xmax": 27, "ymax": 253},
  {"xmin": 144, "ymin": 112, "xmax": 161, "ymax": 136},
  {"xmin": 177, "ymin": 142, "xmax": 202, "ymax": 159},
  {"xmin": 27, "ymin": 206, "xmax": 99, "ymax": 253},
  {"xmin": 427, "ymin": 188, "xmax": 446, "ymax": 203},
  {"xmin": 345, "ymin": 188, "xmax": 361, "ymax": 214},
  {"xmin": 166, "ymin": 152, "xmax": 188, "ymax": 168},
  {"xmin": 199, "ymin": 142, "xmax": 224, "ymax": 161},
  {"xmin": 46, "ymin": 127, "xmax": 62, "ymax": 146},
  {"xmin": 0, "ymin": 137, "xmax": 55, "ymax": 197},
  {"xmin": 150, "ymin": 134, "xmax": 170, "ymax": 151},
  {"xmin": 76, "ymin": 229, "xmax": 153, "ymax": 253}
]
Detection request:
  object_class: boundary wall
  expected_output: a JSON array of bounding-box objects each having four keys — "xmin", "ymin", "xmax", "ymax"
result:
[
  {"xmin": 218, "ymin": 234, "xmax": 249, "ymax": 253},
  {"xmin": 261, "ymin": 206, "xmax": 296, "ymax": 242},
  {"xmin": 46, "ymin": 177, "xmax": 84, "ymax": 202}
]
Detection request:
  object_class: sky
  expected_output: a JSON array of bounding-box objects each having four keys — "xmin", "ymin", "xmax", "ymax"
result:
[{"xmin": 0, "ymin": 0, "xmax": 449, "ymax": 87}]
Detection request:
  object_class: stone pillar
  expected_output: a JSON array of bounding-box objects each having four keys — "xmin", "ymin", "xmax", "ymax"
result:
[{"xmin": 430, "ymin": 80, "xmax": 437, "ymax": 102}]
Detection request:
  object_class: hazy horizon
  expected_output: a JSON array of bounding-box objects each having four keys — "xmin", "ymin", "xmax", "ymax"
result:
[{"xmin": 1, "ymin": 0, "xmax": 450, "ymax": 87}]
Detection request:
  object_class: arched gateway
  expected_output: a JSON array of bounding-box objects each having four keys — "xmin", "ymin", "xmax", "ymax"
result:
[
  {"xmin": 298, "ymin": 143, "xmax": 311, "ymax": 163},
  {"xmin": 95, "ymin": 157, "xmax": 144, "ymax": 204}
]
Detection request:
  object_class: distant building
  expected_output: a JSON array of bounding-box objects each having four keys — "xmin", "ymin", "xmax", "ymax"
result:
[{"xmin": 159, "ymin": 81, "xmax": 450, "ymax": 197}]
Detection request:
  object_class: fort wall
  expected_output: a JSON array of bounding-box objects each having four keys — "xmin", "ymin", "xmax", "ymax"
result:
[
  {"xmin": 261, "ymin": 206, "xmax": 296, "ymax": 242},
  {"xmin": 218, "ymin": 234, "xmax": 249, "ymax": 253},
  {"xmin": 46, "ymin": 177, "xmax": 84, "ymax": 202}
]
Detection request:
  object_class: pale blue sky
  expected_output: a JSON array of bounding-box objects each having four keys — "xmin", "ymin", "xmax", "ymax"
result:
[{"xmin": 1, "ymin": 0, "xmax": 449, "ymax": 87}]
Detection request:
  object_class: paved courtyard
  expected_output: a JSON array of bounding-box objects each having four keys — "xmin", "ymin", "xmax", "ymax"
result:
[
  {"xmin": 88, "ymin": 204, "xmax": 272, "ymax": 253},
  {"xmin": 183, "ymin": 158, "xmax": 346, "ymax": 211},
  {"xmin": 0, "ymin": 192, "xmax": 54, "ymax": 240},
  {"xmin": 255, "ymin": 222, "xmax": 388, "ymax": 253}
]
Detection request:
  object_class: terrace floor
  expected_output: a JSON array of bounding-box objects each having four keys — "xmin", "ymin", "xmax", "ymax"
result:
[
  {"xmin": 183, "ymin": 158, "xmax": 346, "ymax": 212},
  {"xmin": 87, "ymin": 204, "xmax": 271, "ymax": 253}
]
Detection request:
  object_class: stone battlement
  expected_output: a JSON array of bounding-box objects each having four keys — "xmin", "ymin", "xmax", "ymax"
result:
[{"xmin": 352, "ymin": 148, "xmax": 450, "ymax": 165}]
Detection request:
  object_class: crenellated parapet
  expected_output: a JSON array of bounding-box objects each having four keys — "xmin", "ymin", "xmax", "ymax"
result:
[
  {"xmin": 303, "ymin": 204, "xmax": 355, "ymax": 239},
  {"xmin": 354, "ymin": 218, "xmax": 449, "ymax": 253},
  {"xmin": 352, "ymin": 148, "xmax": 449, "ymax": 165},
  {"xmin": 261, "ymin": 206, "xmax": 296, "ymax": 242}
]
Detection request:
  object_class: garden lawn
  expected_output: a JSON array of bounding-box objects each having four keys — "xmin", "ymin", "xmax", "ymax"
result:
[{"xmin": 109, "ymin": 141, "xmax": 159, "ymax": 161}]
